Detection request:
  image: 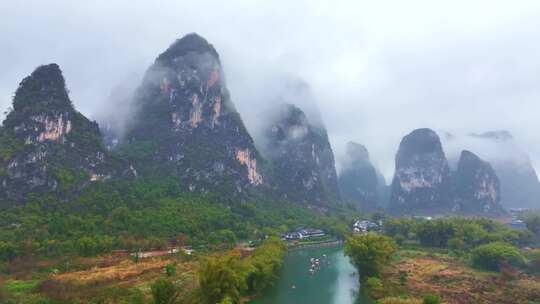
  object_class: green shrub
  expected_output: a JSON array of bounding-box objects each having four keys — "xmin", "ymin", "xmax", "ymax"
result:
[
  {"xmin": 447, "ymin": 237, "xmax": 465, "ymax": 251},
  {"xmin": 399, "ymin": 271, "xmax": 408, "ymax": 286},
  {"xmin": 0, "ymin": 241, "xmax": 17, "ymax": 261},
  {"xmin": 4, "ymin": 279, "xmax": 40, "ymax": 293},
  {"xmin": 471, "ymin": 242, "xmax": 525, "ymax": 271},
  {"xmin": 165, "ymin": 263, "xmax": 177, "ymax": 277},
  {"xmin": 219, "ymin": 296, "xmax": 234, "ymax": 304},
  {"xmin": 365, "ymin": 277, "xmax": 384, "ymax": 298},
  {"xmin": 0, "ymin": 131, "xmax": 23, "ymax": 162},
  {"xmin": 379, "ymin": 297, "xmax": 422, "ymax": 304},
  {"xmin": 393, "ymin": 234, "xmax": 405, "ymax": 246},
  {"xmin": 54, "ymin": 168, "xmax": 76, "ymax": 192},
  {"xmin": 76, "ymin": 236, "xmax": 99, "ymax": 257},
  {"xmin": 151, "ymin": 278, "xmax": 178, "ymax": 304},
  {"xmin": 129, "ymin": 288, "xmax": 145, "ymax": 304},
  {"xmin": 422, "ymin": 293, "xmax": 441, "ymax": 304}
]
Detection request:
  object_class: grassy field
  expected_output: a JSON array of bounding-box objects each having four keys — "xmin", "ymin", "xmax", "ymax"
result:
[
  {"xmin": 0, "ymin": 253, "xmax": 198, "ymax": 303},
  {"xmin": 375, "ymin": 248, "xmax": 540, "ymax": 304}
]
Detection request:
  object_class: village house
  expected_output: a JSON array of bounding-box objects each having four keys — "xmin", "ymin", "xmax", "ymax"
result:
[
  {"xmin": 353, "ymin": 220, "xmax": 381, "ymax": 233},
  {"xmin": 508, "ymin": 219, "xmax": 527, "ymax": 230},
  {"xmin": 281, "ymin": 228, "xmax": 326, "ymax": 241}
]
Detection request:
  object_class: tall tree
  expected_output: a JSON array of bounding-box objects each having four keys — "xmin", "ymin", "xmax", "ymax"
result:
[{"xmin": 345, "ymin": 234, "xmax": 396, "ymax": 280}]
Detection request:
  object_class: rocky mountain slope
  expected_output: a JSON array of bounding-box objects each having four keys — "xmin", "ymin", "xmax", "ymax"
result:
[
  {"xmin": 0, "ymin": 64, "xmax": 130, "ymax": 205},
  {"xmin": 452, "ymin": 150, "xmax": 506, "ymax": 216},
  {"xmin": 389, "ymin": 128, "xmax": 513, "ymax": 217},
  {"xmin": 389, "ymin": 128, "xmax": 453, "ymax": 215},
  {"xmin": 259, "ymin": 103, "xmax": 340, "ymax": 206},
  {"xmin": 338, "ymin": 142, "xmax": 384, "ymax": 211},
  {"xmin": 122, "ymin": 34, "xmax": 264, "ymax": 195},
  {"xmin": 1, "ymin": 36, "xmax": 531, "ymax": 217},
  {"xmin": 470, "ymin": 131, "xmax": 540, "ymax": 209}
]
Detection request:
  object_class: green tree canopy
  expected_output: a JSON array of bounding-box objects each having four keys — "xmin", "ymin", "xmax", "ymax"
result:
[
  {"xmin": 471, "ymin": 242, "xmax": 525, "ymax": 271},
  {"xmin": 345, "ymin": 233, "xmax": 397, "ymax": 280},
  {"xmin": 525, "ymin": 214, "xmax": 540, "ymax": 235},
  {"xmin": 415, "ymin": 220, "xmax": 455, "ymax": 247},
  {"xmin": 245, "ymin": 237, "xmax": 286, "ymax": 293},
  {"xmin": 198, "ymin": 251, "xmax": 248, "ymax": 304}
]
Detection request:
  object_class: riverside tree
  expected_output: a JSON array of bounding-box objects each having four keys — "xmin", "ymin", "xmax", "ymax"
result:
[
  {"xmin": 196, "ymin": 238, "xmax": 286, "ymax": 304},
  {"xmin": 345, "ymin": 233, "xmax": 396, "ymax": 280},
  {"xmin": 198, "ymin": 251, "xmax": 248, "ymax": 304}
]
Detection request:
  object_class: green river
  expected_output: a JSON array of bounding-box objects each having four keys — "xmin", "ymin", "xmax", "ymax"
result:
[{"xmin": 251, "ymin": 245, "xmax": 371, "ymax": 304}]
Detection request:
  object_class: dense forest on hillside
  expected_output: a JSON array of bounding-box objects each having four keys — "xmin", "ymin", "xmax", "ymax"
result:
[{"xmin": 0, "ymin": 178, "xmax": 356, "ymax": 262}]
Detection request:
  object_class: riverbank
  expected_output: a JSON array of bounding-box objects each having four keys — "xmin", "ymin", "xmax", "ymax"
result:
[
  {"xmin": 0, "ymin": 238, "xmax": 287, "ymax": 304},
  {"xmin": 0, "ymin": 253, "xmax": 197, "ymax": 303},
  {"xmin": 374, "ymin": 248, "xmax": 540, "ymax": 304},
  {"xmin": 287, "ymin": 239, "xmax": 344, "ymax": 250}
]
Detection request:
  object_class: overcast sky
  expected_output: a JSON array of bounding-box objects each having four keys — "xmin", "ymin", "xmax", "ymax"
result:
[{"xmin": 1, "ymin": 0, "xmax": 540, "ymax": 179}]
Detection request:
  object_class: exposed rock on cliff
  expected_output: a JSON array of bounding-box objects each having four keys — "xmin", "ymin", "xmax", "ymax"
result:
[
  {"xmin": 122, "ymin": 33, "xmax": 264, "ymax": 195},
  {"xmin": 452, "ymin": 150, "xmax": 506, "ymax": 216},
  {"xmin": 259, "ymin": 103, "xmax": 340, "ymax": 206},
  {"xmin": 389, "ymin": 128, "xmax": 452, "ymax": 215},
  {"xmin": 470, "ymin": 131, "xmax": 540, "ymax": 210},
  {"xmin": 0, "ymin": 64, "xmax": 129, "ymax": 204}
]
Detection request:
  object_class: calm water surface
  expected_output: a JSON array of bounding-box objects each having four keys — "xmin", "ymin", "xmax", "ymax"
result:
[{"xmin": 251, "ymin": 245, "xmax": 371, "ymax": 304}]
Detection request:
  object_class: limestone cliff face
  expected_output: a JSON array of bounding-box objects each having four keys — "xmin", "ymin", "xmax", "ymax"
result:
[
  {"xmin": 452, "ymin": 150, "xmax": 506, "ymax": 216},
  {"xmin": 260, "ymin": 104, "xmax": 340, "ymax": 206},
  {"xmin": 389, "ymin": 128, "xmax": 452, "ymax": 215},
  {"xmin": 338, "ymin": 142, "xmax": 382, "ymax": 211},
  {"xmin": 123, "ymin": 34, "xmax": 263, "ymax": 194},
  {"xmin": 470, "ymin": 131, "xmax": 540, "ymax": 210},
  {"xmin": 0, "ymin": 64, "xmax": 130, "ymax": 204}
]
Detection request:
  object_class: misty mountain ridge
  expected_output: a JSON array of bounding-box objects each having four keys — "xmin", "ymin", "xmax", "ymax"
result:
[
  {"xmin": 386, "ymin": 127, "xmax": 540, "ymax": 216},
  {"xmin": 442, "ymin": 130, "xmax": 540, "ymax": 209},
  {"xmin": 452, "ymin": 150, "xmax": 506, "ymax": 216},
  {"xmin": 258, "ymin": 103, "xmax": 340, "ymax": 206},
  {"xmin": 118, "ymin": 33, "xmax": 265, "ymax": 196},
  {"xmin": 0, "ymin": 33, "xmax": 536, "ymax": 215},
  {"xmin": 0, "ymin": 34, "xmax": 343, "ymax": 209},
  {"xmin": 389, "ymin": 128, "xmax": 454, "ymax": 215},
  {"xmin": 0, "ymin": 64, "xmax": 132, "ymax": 205},
  {"xmin": 338, "ymin": 142, "xmax": 387, "ymax": 211},
  {"xmin": 96, "ymin": 83, "xmax": 138, "ymax": 150}
]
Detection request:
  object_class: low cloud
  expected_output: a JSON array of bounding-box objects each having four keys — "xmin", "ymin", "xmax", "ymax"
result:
[{"xmin": 1, "ymin": 0, "xmax": 540, "ymax": 180}]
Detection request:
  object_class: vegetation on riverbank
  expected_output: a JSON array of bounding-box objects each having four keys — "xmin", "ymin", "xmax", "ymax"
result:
[
  {"xmin": 344, "ymin": 234, "xmax": 396, "ymax": 280},
  {"xmin": 196, "ymin": 237, "xmax": 287, "ymax": 304},
  {"xmin": 3, "ymin": 177, "xmax": 539, "ymax": 303},
  {"xmin": 0, "ymin": 238, "xmax": 287, "ymax": 304},
  {"xmin": 0, "ymin": 177, "xmax": 366, "ymax": 303},
  {"xmin": 346, "ymin": 216, "xmax": 540, "ymax": 304},
  {"xmin": 377, "ymin": 248, "xmax": 540, "ymax": 304}
]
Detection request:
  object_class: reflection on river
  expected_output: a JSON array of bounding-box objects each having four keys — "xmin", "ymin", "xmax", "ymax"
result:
[{"xmin": 250, "ymin": 245, "xmax": 371, "ymax": 304}]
